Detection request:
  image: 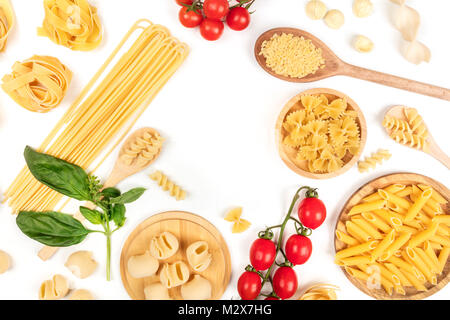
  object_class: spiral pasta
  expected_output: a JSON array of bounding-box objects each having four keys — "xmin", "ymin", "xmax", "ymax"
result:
[
  {"xmin": 0, "ymin": 0, "xmax": 14, "ymax": 52},
  {"xmin": 38, "ymin": 0, "xmax": 102, "ymax": 51},
  {"xmin": 1, "ymin": 55, "xmax": 72, "ymax": 113},
  {"xmin": 404, "ymin": 108, "xmax": 428, "ymax": 138},
  {"xmin": 358, "ymin": 149, "xmax": 391, "ymax": 173},
  {"xmin": 382, "ymin": 115, "xmax": 411, "ymax": 132},
  {"xmin": 390, "ymin": 131, "xmax": 428, "ymax": 151},
  {"xmin": 298, "ymin": 283, "xmax": 339, "ymax": 300},
  {"xmin": 121, "ymin": 129, "xmax": 164, "ymax": 167},
  {"xmin": 149, "ymin": 171, "xmax": 186, "ymax": 201}
]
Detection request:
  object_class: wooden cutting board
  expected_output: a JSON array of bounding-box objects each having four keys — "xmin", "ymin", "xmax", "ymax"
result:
[
  {"xmin": 334, "ymin": 173, "xmax": 450, "ymax": 300},
  {"xmin": 120, "ymin": 211, "xmax": 231, "ymax": 300}
]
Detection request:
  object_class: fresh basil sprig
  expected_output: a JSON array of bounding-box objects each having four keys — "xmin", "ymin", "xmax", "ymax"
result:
[{"xmin": 17, "ymin": 146, "xmax": 146, "ymax": 281}]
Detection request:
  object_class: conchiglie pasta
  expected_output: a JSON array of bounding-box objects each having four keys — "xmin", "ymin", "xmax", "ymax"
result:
[
  {"xmin": 186, "ymin": 241, "xmax": 212, "ymax": 272},
  {"xmin": 160, "ymin": 261, "xmax": 190, "ymax": 288},
  {"xmin": 65, "ymin": 251, "xmax": 97, "ymax": 279},
  {"xmin": 149, "ymin": 231, "xmax": 179, "ymax": 260}
]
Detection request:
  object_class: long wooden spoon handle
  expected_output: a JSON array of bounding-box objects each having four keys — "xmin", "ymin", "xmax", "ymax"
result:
[
  {"xmin": 342, "ymin": 63, "xmax": 450, "ymax": 101},
  {"xmin": 428, "ymin": 143, "xmax": 450, "ymax": 170}
]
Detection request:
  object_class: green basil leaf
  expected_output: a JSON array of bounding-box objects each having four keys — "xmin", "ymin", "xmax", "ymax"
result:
[
  {"xmin": 79, "ymin": 206, "xmax": 103, "ymax": 225},
  {"xmin": 16, "ymin": 211, "xmax": 90, "ymax": 247},
  {"xmin": 110, "ymin": 188, "xmax": 146, "ymax": 204},
  {"xmin": 111, "ymin": 204, "xmax": 126, "ymax": 227},
  {"xmin": 24, "ymin": 146, "xmax": 90, "ymax": 201},
  {"xmin": 101, "ymin": 187, "xmax": 121, "ymax": 199}
]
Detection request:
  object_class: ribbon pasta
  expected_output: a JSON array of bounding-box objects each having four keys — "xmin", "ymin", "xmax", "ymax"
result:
[
  {"xmin": 0, "ymin": 0, "xmax": 14, "ymax": 51},
  {"xmin": 298, "ymin": 283, "xmax": 339, "ymax": 300},
  {"xmin": 336, "ymin": 183, "xmax": 449, "ymax": 296},
  {"xmin": 38, "ymin": 0, "xmax": 103, "ymax": 51},
  {"xmin": 2, "ymin": 55, "xmax": 72, "ymax": 113}
]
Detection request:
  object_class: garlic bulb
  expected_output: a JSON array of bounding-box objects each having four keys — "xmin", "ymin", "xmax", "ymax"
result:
[
  {"xmin": 305, "ymin": 0, "xmax": 327, "ymax": 20},
  {"xmin": 0, "ymin": 250, "xmax": 11, "ymax": 274},
  {"xmin": 353, "ymin": 35, "xmax": 374, "ymax": 53},
  {"xmin": 65, "ymin": 251, "xmax": 98, "ymax": 279},
  {"xmin": 353, "ymin": 0, "xmax": 373, "ymax": 18},
  {"xmin": 324, "ymin": 10, "xmax": 345, "ymax": 29}
]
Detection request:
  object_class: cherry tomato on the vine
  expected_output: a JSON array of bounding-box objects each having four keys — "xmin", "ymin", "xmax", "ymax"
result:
[
  {"xmin": 249, "ymin": 238, "xmax": 276, "ymax": 271},
  {"xmin": 179, "ymin": 7, "xmax": 203, "ymax": 28},
  {"xmin": 176, "ymin": 0, "xmax": 193, "ymax": 6},
  {"xmin": 199, "ymin": 19, "xmax": 224, "ymax": 41},
  {"xmin": 285, "ymin": 234, "xmax": 312, "ymax": 265},
  {"xmin": 203, "ymin": 0, "xmax": 229, "ymax": 20},
  {"xmin": 298, "ymin": 196, "xmax": 326, "ymax": 230},
  {"xmin": 237, "ymin": 271, "xmax": 262, "ymax": 300},
  {"xmin": 272, "ymin": 267, "xmax": 298, "ymax": 300},
  {"xmin": 226, "ymin": 7, "xmax": 251, "ymax": 31}
]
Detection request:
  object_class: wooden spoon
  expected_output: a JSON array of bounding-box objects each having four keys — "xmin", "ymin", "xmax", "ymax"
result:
[
  {"xmin": 255, "ymin": 28, "xmax": 450, "ymax": 101},
  {"xmin": 38, "ymin": 127, "xmax": 164, "ymax": 261},
  {"xmin": 384, "ymin": 105, "xmax": 450, "ymax": 169}
]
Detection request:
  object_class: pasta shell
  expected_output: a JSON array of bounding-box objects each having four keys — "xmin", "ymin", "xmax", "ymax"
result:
[
  {"xmin": 65, "ymin": 251, "xmax": 98, "ymax": 279},
  {"xmin": 39, "ymin": 275, "xmax": 69, "ymax": 300}
]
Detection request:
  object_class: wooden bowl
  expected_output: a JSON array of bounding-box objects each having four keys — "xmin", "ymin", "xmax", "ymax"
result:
[
  {"xmin": 120, "ymin": 211, "xmax": 231, "ymax": 300},
  {"xmin": 334, "ymin": 173, "xmax": 450, "ymax": 300},
  {"xmin": 275, "ymin": 88, "xmax": 367, "ymax": 179}
]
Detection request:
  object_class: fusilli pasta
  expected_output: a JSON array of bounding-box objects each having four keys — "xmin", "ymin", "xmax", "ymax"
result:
[
  {"xmin": 121, "ymin": 130, "xmax": 164, "ymax": 167},
  {"xmin": 149, "ymin": 171, "xmax": 186, "ymax": 201},
  {"xmin": 390, "ymin": 131, "xmax": 428, "ymax": 151},
  {"xmin": 404, "ymin": 108, "xmax": 428, "ymax": 138},
  {"xmin": 382, "ymin": 115, "xmax": 411, "ymax": 132},
  {"xmin": 358, "ymin": 149, "xmax": 391, "ymax": 173}
]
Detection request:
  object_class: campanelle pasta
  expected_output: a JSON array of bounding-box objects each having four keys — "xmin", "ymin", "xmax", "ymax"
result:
[{"xmin": 336, "ymin": 183, "xmax": 449, "ymax": 296}]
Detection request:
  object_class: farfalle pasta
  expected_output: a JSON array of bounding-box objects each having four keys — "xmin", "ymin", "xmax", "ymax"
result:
[
  {"xmin": 149, "ymin": 231, "xmax": 179, "ymax": 260},
  {"xmin": 150, "ymin": 171, "xmax": 186, "ymax": 201},
  {"xmin": 282, "ymin": 94, "xmax": 361, "ymax": 174},
  {"xmin": 186, "ymin": 241, "xmax": 212, "ymax": 272},
  {"xmin": 2, "ymin": 55, "xmax": 72, "ymax": 113},
  {"xmin": 224, "ymin": 207, "xmax": 251, "ymax": 233},
  {"xmin": 160, "ymin": 261, "xmax": 190, "ymax": 288},
  {"xmin": 0, "ymin": 0, "xmax": 14, "ymax": 52},
  {"xmin": 38, "ymin": 0, "xmax": 103, "ymax": 51}
]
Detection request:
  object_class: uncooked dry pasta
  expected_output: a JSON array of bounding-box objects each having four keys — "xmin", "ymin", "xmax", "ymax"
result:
[
  {"xmin": 0, "ymin": 0, "xmax": 14, "ymax": 51},
  {"xmin": 358, "ymin": 149, "xmax": 391, "ymax": 173},
  {"xmin": 382, "ymin": 115, "xmax": 411, "ymax": 132},
  {"xmin": 259, "ymin": 33, "xmax": 325, "ymax": 79},
  {"xmin": 181, "ymin": 275, "xmax": 212, "ymax": 300},
  {"xmin": 224, "ymin": 207, "xmax": 251, "ymax": 233},
  {"xmin": 38, "ymin": 0, "xmax": 102, "ymax": 51},
  {"xmin": 4, "ymin": 20, "xmax": 189, "ymax": 213},
  {"xmin": 298, "ymin": 283, "xmax": 339, "ymax": 300},
  {"xmin": 0, "ymin": 250, "xmax": 10, "ymax": 274},
  {"xmin": 120, "ymin": 129, "xmax": 163, "ymax": 167},
  {"xmin": 65, "ymin": 250, "xmax": 97, "ymax": 279},
  {"xmin": 336, "ymin": 183, "xmax": 449, "ymax": 295},
  {"xmin": 70, "ymin": 289, "xmax": 94, "ymax": 300},
  {"xmin": 149, "ymin": 171, "xmax": 186, "ymax": 201},
  {"xmin": 160, "ymin": 261, "xmax": 190, "ymax": 288},
  {"xmin": 282, "ymin": 94, "xmax": 361, "ymax": 174},
  {"xmin": 149, "ymin": 232, "xmax": 179, "ymax": 260},
  {"xmin": 127, "ymin": 251, "xmax": 159, "ymax": 278},
  {"xmin": 2, "ymin": 55, "xmax": 72, "ymax": 113},
  {"xmin": 390, "ymin": 131, "xmax": 428, "ymax": 151},
  {"xmin": 404, "ymin": 108, "xmax": 428, "ymax": 138},
  {"xmin": 186, "ymin": 241, "xmax": 212, "ymax": 272},
  {"xmin": 39, "ymin": 274, "xmax": 69, "ymax": 300}
]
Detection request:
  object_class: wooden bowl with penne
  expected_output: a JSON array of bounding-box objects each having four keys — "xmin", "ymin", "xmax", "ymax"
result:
[{"xmin": 334, "ymin": 173, "xmax": 450, "ymax": 300}]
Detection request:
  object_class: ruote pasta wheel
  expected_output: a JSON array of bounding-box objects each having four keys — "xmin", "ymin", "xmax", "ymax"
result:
[
  {"xmin": 38, "ymin": 0, "xmax": 103, "ymax": 51},
  {"xmin": 1, "ymin": 55, "xmax": 72, "ymax": 113},
  {"xmin": 0, "ymin": 0, "xmax": 14, "ymax": 51}
]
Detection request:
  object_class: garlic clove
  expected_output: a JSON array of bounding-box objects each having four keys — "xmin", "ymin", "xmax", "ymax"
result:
[
  {"xmin": 393, "ymin": 5, "xmax": 420, "ymax": 41},
  {"xmin": 65, "ymin": 251, "xmax": 98, "ymax": 279},
  {"xmin": 353, "ymin": 35, "xmax": 374, "ymax": 53},
  {"xmin": 403, "ymin": 40, "xmax": 431, "ymax": 64}
]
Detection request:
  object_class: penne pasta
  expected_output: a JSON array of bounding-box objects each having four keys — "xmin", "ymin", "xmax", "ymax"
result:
[
  {"xmin": 348, "ymin": 199, "xmax": 386, "ymax": 216},
  {"xmin": 336, "ymin": 230, "xmax": 359, "ymax": 246},
  {"xmin": 378, "ymin": 190, "xmax": 411, "ymax": 210},
  {"xmin": 415, "ymin": 247, "xmax": 439, "ymax": 274},
  {"xmin": 402, "ymin": 270, "xmax": 427, "ymax": 291},
  {"xmin": 423, "ymin": 241, "xmax": 441, "ymax": 274},
  {"xmin": 417, "ymin": 184, "xmax": 447, "ymax": 204},
  {"xmin": 405, "ymin": 247, "xmax": 436, "ymax": 284},
  {"xmin": 335, "ymin": 240, "xmax": 379, "ymax": 260},
  {"xmin": 430, "ymin": 234, "xmax": 450, "ymax": 247},
  {"xmin": 371, "ymin": 229, "xmax": 395, "ymax": 262},
  {"xmin": 361, "ymin": 212, "xmax": 391, "ymax": 233},
  {"xmin": 433, "ymin": 215, "xmax": 450, "ymax": 226},
  {"xmin": 373, "ymin": 209, "xmax": 403, "ymax": 230},
  {"xmin": 337, "ymin": 255, "xmax": 372, "ymax": 266},
  {"xmin": 362, "ymin": 185, "xmax": 405, "ymax": 202},
  {"xmin": 408, "ymin": 222, "xmax": 439, "ymax": 248},
  {"xmin": 437, "ymin": 247, "xmax": 450, "ymax": 274},
  {"xmin": 384, "ymin": 263, "xmax": 411, "ymax": 286},
  {"xmin": 346, "ymin": 221, "xmax": 372, "ymax": 242},
  {"xmin": 351, "ymin": 217, "xmax": 383, "ymax": 240},
  {"xmin": 380, "ymin": 232, "xmax": 412, "ymax": 261},
  {"xmin": 404, "ymin": 188, "xmax": 433, "ymax": 222}
]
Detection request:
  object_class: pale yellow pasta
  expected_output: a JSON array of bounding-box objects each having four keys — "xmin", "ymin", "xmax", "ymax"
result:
[
  {"xmin": 371, "ymin": 229, "xmax": 395, "ymax": 262},
  {"xmin": 348, "ymin": 199, "xmax": 386, "ymax": 216},
  {"xmin": 335, "ymin": 230, "xmax": 359, "ymax": 246},
  {"xmin": 0, "ymin": 0, "xmax": 14, "ymax": 52},
  {"xmin": 404, "ymin": 107, "xmax": 428, "ymax": 138},
  {"xmin": 404, "ymin": 188, "xmax": 432, "ymax": 222},
  {"xmin": 437, "ymin": 247, "xmax": 449, "ymax": 274},
  {"xmin": 357, "ymin": 264, "xmax": 394, "ymax": 295},
  {"xmin": 160, "ymin": 261, "xmax": 190, "ymax": 288},
  {"xmin": 335, "ymin": 240, "xmax": 379, "ymax": 260},
  {"xmin": 382, "ymin": 115, "xmax": 411, "ymax": 132},
  {"xmin": 408, "ymin": 222, "xmax": 439, "ymax": 248},
  {"xmin": 120, "ymin": 130, "xmax": 163, "ymax": 167},
  {"xmin": 361, "ymin": 212, "xmax": 391, "ymax": 233},
  {"xmin": 390, "ymin": 130, "xmax": 428, "ymax": 151},
  {"xmin": 351, "ymin": 217, "xmax": 383, "ymax": 239},
  {"xmin": 181, "ymin": 275, "xmax": 212, "ymax": 300},
  {"xmin": 298, "ymin": 283, "xmax": 339, "ymax": 300},
  {"xmin": 405, "ymin": 247, "xmax": 436, "ymax": 284},
  {"xmin": 358, "ymin": 149, "xmax": 391, "ymax": 173},
  {"xmin": 346, "ymin": 221, "xmax": 372, "ymax": 242},
  {"xmin": 380, "ymin": 232, "xmax": 412, "ymax": 261},
  {"xmin": 127, "ymin": 251, "xmax": 159, "ymax": 279},
  {"xmin": 150, "ymin": 171, "xmax": 186, "ymax": 201},
  {"xmin": 149, "ymin": 231, "xmax": 179, "ymax": 260},
  {"xmin": 39, "ymin": 274, "xmax": 69, "ymax": 300},
  {"xmin": 186, "ymin": 241, "xmax": 212, "ymax": 272}
]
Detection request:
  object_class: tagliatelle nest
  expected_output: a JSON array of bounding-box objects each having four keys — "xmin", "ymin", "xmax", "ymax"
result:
[{"xmin": 298, "ymin": 283, "xmax": 339, "ymax": 300}]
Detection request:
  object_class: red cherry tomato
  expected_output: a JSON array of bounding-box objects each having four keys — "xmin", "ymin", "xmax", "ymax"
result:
[
  {"xmin": 199, "ymin": 19, "xmax": 224, "ymax": 41},
  {"xmin": 285, "ymin": 234, "xmax": 312, "ymax": 265},
  {"xmin": 298, "ymin": 196, "xmax": 326, "ymax": 229},
  {"xmin": 179, "ymin": 7, "xmax": 203, "ymax": 28},
  {"xmin": 264, "ymin": 297, "xmax": 280, "ymax": 300},
  {"xmin": 203, "ymin": 0, "xmax": 229, "ymax": 20},
  {"xmin": 249, "ymin": 238, "xmax": 276, "ymax": 271},
  {"xmin": 272, "ymin": 267, "xmax": 298, "ymax": 300},
  {"xmin": 237, "ymin": 271, "xmax": 261, "ymax": 300},
  {"xmin": 176, "ymin": 0, "xmax": 193, "ymax": 6},
  {"xmin": 226, "ymin": 7, "xmax": 251, "ymax": 31}
]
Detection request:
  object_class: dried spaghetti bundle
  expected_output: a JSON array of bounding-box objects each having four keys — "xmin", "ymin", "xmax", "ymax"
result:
[
  {"xmin": 2, "ymin": 55, "xmax": 72, "ymax": 113},
  {"xmin": 5, "ymin": 20, "xmax": 189, "ymax": 213},
  {"xmin": 38, "ymin": 0, "xmax": 102, "ymax": 51},
  {"xmin": 0, "ymin": 0, "xmax": 14, "ymax": 51}
]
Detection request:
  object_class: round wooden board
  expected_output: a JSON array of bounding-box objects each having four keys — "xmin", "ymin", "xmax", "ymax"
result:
[
  {"xmin": 120, "ymin": 211, "xmax": 232, "ymax": 300},
  {"xmin": 334, "ymin": 173, "xmax": 450, "ymax": 300},
  {"xmin": 275, "ymin": 88, "xmax": 367, "ymax": 179}
]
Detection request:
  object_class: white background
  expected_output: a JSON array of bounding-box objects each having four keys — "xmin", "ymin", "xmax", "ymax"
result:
[{"xmin": 0, "ymin": 0, "xmax": 449, "ymax": 300}]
